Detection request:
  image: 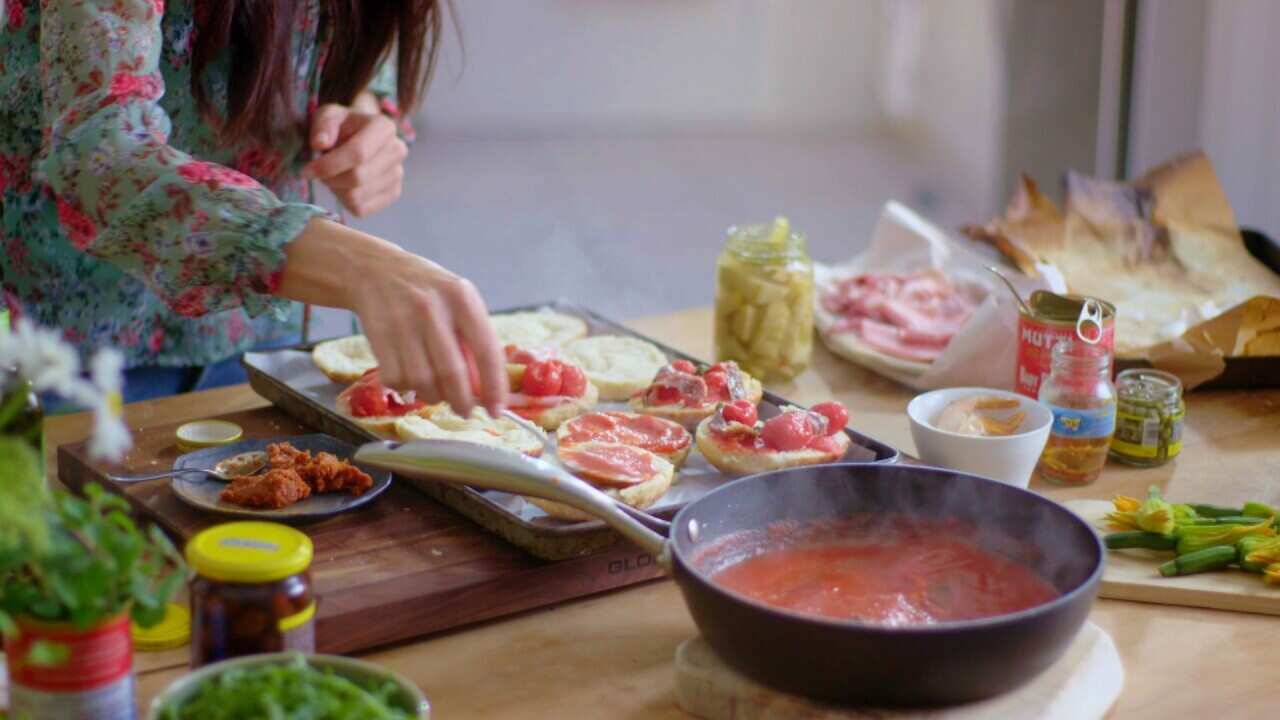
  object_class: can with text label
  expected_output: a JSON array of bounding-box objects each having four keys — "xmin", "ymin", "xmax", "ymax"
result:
[
  {"xmin": 1015, "ymin": 291, "xmax": 1116, "ymax": 399},
  {"xmin": 4, "ymin": 613, "xmax": 136, "ymax": 720}
]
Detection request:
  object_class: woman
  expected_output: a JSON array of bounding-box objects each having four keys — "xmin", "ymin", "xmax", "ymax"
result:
[{"xmin": 0, "ymin": 0, "xmax": 505, "ymax": 416}]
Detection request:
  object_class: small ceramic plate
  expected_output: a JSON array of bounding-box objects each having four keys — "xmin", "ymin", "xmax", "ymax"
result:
[{"xmin": 171, "ymin": 434, "xmax": 392, "ymax": 521}]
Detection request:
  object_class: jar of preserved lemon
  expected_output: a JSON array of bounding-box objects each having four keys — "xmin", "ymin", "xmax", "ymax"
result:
[{"xmin": 714, "ymin": 217, "xmax": 814, "ymax": 383}]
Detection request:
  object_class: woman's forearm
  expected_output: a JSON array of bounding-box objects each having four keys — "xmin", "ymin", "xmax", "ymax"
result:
[{"xmin": 277, "ymin": 218, "xmax": 407, "ymax": 310}]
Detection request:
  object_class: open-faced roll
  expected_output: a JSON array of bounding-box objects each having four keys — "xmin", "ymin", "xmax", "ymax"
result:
[
  {"xmin": 312, "ymin": 335, "xmax": 378, "ymax": 384},
  {"xmin": 394, "ymin": 403, "xmax": 547, "ymax": 457},
  {"xmin": 557, "ymin": 411, "xmax": 692, "ymax": 468},
  {"xmin": 562, "ymin": 335, "xmax": 668, "ymax": 401},
  {"xmin": 526, "ymin": 441, "xmax": 674, "ymax": 522},
  {"xmin": 335, "ymin": 369, "xmax": 429, "ymax": 438},
  {"xmin": 504, "ymin": 345, "xmax": 598, "ymax": 430},
  {"xmin": 629, "ymin": 360, "xmax": 763, "ymax": 430},
  {"xmin": 695, "ymin": 400, "xmax": 851, "ymax": 475},
  {"xmin": 490, "ymin": 310, "xmax": 589, "ymax": 350}
]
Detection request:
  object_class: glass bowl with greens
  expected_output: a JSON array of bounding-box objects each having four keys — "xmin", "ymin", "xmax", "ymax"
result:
[{"xmin": 147, "ymin": 652, "xmax": 429, "ymax": 720}]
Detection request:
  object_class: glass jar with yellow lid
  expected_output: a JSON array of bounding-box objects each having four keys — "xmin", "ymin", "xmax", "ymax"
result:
[
  {"xmin": 714, "ymin": 217, "xmax": 814, "ymax": 383},
  {"xmin": 186, "ymin": 521, "xmax": 316, "ymax": 668}
]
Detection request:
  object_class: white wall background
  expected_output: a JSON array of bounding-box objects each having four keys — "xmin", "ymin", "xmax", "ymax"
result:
[{"xmin": 422, "ymin": 0, "xmax": 887, "ymax": 138}]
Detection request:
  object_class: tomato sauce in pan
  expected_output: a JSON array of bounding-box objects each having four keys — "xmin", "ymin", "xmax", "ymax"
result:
[{"xmin": 710, "ymin": 519, "xmax": 1058, "ymax": 626}]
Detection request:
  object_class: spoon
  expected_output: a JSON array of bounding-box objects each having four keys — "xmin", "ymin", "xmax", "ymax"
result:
[
  {"xmin": 110, "ymin": 451, "xmax": 268, "ymax": 484},
  {"xmin": 986, "ymin": 265, "xmax": 1033, "ymax": 316}
]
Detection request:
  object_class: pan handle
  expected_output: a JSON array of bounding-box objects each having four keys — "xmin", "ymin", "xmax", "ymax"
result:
[{"xmin": 353, "ymin": 440, "xmax": 670, "ymax": 562}]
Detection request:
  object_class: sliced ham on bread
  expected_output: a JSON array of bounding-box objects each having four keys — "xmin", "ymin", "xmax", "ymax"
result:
[
  {"xmin": 694, "ymin": 403, "xmax": 851, "ymax": 475},
  {"xmin": 506, "ymin": 382, "xmax": 599, "ymax": 431},
  {"xmin": 557, "ymin": 411, "xmax": 692, "ymax": 468},
  {"xmin": 526, "ymin": 441, "xmax": 674, "ymax": 521},
  {"xmin": 335, "ymin": 369, "xmax": 428, "ymax": 438},
  {"xmin": 629, "ymin": 360, "xmax": 763, "ymax": 430}
]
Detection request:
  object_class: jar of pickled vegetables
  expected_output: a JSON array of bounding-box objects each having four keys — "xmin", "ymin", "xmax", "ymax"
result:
[
  {"xmin": 714, "ymin": 217, "xmax": 814, "ymax": 383},
  {"xmin": 1110, "ymin": 368, "xmax": 1185, "ymax": 467},
  {"xmin": 1036, "ymin": 340, "xmax": 1116, "ymax": 486},
  {"xmin": 186, "ymin": 521, "xmax": 316, "ymax": 668}
]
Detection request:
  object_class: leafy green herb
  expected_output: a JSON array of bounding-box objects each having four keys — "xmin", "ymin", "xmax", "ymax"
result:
[
  {"xmin": 159, "ymin": 653, "xmax": 416, "ymax": 720},
  {"xmin": 0, "ymin": 440, "xmax": 186, "ymax": 663}
]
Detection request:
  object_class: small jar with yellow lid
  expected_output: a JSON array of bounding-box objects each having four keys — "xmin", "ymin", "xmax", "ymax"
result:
[
  {"xmin": 714, "ymin": 217, "xmax": 814, "ymax": 383},
  {"xmin": 186, "ymin": 521, "xmax": 316, "ymax": 668}
]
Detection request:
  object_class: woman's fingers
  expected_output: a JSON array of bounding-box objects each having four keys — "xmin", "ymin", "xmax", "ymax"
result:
[
  {"xmin": 450, "ymin": 279, "xmax": 507, "ymax": 416},
  {"xmin": 418, "ymin": 289, "xmax": 475, "ymax": 417},
  {"xmin": 322, "ymin": 139, "xmax": 407, "ymax": 190},
  {"xmin": 302, "ymin": 114, "xmax": 396, "ymax": 181}
]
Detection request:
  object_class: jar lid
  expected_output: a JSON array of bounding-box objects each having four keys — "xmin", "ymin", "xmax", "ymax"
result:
[
  {"xmin": 1116, "ymin": 368, "xmax": 1182, "ymax": 400},
  {"xmin": 132, "ymin": 602, "xmax": 190, "ymax": 651},
  {"xmin": 725, "ymin": 217, "xmax": 808, "ymax": 262},
  {"xmin": 176, "ymin": 420, "xmax": 243, "ymax": 453},
  {"xmin": 186, "ymin": 521, "xmax": 313, "ymax": 583}
]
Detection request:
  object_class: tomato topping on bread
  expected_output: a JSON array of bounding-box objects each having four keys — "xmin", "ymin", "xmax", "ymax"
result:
[
  {"xmin": 557, "ymin": 411, "xmax": 692, "ymax": 467},
  {"xmin": 695, "ymin": 401, "xmax": 852, "ymax": 475},
  {"xmin": 527, "ymin": 441, "xmax": 676, "ymax": 522},
  {"xmin": 503, "ymin": 345, "xmax": 598, "ymax": 430},
  {"xmin": 629, "ymin": 360, "xmax": 763, "ymax": 430},
  {"xmin": 334, "ymin": 369, "xmax": 429, "ymax": 437}
]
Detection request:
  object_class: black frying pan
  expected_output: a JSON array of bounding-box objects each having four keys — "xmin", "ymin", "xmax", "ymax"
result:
[{"xmin": 355, "ymin": 441, "xmax": 1103, "ymax": 706}]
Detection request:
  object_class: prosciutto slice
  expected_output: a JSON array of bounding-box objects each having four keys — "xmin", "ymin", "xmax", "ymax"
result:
[{"xmin": 822, "ymin": 269, "xmax": 982, "ymax": 362}]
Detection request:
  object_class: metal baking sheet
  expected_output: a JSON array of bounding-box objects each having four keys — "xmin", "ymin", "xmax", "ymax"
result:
[{"xmin": 244, "ymin": 299, "xmax": 900, "ymax": 559}]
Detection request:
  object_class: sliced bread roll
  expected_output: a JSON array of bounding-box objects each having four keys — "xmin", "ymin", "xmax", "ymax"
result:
[
  {"xmin": 694, "ymin": 416, "xmax": 850, "ymax": 475},
  {"xmin": 628, "ymin": 373, "xmax": 764, "ymax": 431},
  {"xmin": 509, "ymin": 382, "xmax": 599, "ymax": 431},
  {"xmin": 394, "ymin": 404, "xmax": 547, "ymax": 457},
  {"xmin": 312, "ymin": 335, "xmax": 377, "ymax": 384},
  {"xmin": 491, "ymin": 310, "xmax": 589, "ymax": 349},
  {"xmin": 557, "ymin": 411, "xmax": 692, "ymax": 468},
  {"xmin": 562, "ymin": 335, "xmax": 668, "ymax": 401},
  {"xmin": 526, "ymin": 441, "xmax": 674, "ymax": 521}
]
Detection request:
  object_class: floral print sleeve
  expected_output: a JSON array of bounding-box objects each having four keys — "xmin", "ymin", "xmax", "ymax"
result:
[
  {"xmin": 367, "ymin": 60, "xmax": 417, "ymax": 144},
  {"xmin": 36, "ymin": 0, "xmax": 326, "ymax": 320}
]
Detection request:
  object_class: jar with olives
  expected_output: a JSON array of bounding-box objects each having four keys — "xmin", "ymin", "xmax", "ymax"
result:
[
  {"xmin": 714, "ymin": 217, "xmax": 814, "ymax": 383},
  {"xmin": 185, "ymin": 521, "xmax": 316, "ymax": 668}
]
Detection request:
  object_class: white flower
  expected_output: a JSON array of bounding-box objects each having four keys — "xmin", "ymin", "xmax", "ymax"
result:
[{"xmin": 1, "ymin": 320, "xmax": 132, "ymax": 462}]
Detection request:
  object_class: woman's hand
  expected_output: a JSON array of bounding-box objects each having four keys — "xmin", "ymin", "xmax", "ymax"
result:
[
  {"xmin": 280, "ymin": 220, "xmax": 508, "ymax": 417},
  {"xmin": 302, "ymin": 98, "xmax": 408, "ymax": 218}
]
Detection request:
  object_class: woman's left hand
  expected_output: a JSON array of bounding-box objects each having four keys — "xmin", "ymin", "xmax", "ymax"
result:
[{"xmin": 302, "ymin": 99, "xmax": 408, "ymax": 218}]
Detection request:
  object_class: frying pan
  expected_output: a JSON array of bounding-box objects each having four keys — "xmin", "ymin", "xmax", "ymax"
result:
[{"xmin": 354, "ymin": 440, "xmax": 1103, "ymax": 706}]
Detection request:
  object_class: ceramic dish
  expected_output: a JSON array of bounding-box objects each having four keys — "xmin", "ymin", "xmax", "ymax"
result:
[
  {"xmin": 906, "ymin": 387, "xmax": 1053, "ymax": 488},
  {"xmin": 170, "ymin": 434, "xmax": 392, "ymax": 521},
  {"xmin": 146, "ymin": 652, "xmax": 429, "ymax": 719}
]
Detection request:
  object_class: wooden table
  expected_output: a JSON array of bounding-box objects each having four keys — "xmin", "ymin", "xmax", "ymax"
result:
[{"xmin": 42, "ymin": 307, "xmax": 1280, "ymax": 719}]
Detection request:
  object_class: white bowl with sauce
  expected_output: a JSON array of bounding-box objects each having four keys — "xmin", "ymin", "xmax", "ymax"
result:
[{"xmin": 906, "ymin": 387, "xmax": 1052, "ymax": 489}]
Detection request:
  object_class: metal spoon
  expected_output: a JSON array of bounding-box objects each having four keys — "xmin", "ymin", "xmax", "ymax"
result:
[
  {"xmin": 110, "ymin": 451, "xmax": 268, "ymax": 484},
  {"xmin": 986, "ymin": 265, "xmax": 1034, "ymax": 316}
]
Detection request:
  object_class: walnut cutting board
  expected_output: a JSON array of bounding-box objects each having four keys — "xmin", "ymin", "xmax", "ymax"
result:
[
  {"xmin": 674, "ymin": 623, "xmax": 1123, "ymax": 720},
  {"xmin": 56, "ymin": 407, "xmax": 666, "ymax": 655},
  {"xmin": 1065, "ymin": 499, "xmax": 1280, "ymax": 616}
]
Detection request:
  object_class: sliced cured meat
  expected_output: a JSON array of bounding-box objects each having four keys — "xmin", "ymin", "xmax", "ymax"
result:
[
  {"xmin": 559, "ymin": 443, "xmax": 662, "ymax": 489},
  {"xmin": 338, "ymin": 369, "xmax": 427, "ymax": 418},
  {"xmin": 558, "ymin": 412, "xmax": 691, "ymax": 455},
  {"xmin": 646, "ymin": 368, "xmax": 708, "ymax": 407},
  {"xmin": 822, "ymin": 269, "xmax": 983, "ymax": 363}
]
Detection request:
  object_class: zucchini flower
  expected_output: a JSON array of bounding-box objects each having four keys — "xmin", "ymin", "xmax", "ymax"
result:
[
  {"xmin": 1237, "ymin": 536, "xmax": 1280, "ymax": 573},
  {"xmin": 1242, "ymin": 501, "xmax": 1279, "ymax": 519},
  {"xmin": 1137, "ymin": 486, "xmax": 1177, "ymax": 535},
  {"xmin": 1108, "ymin": 487, "xmax": 1183, "ymax": 535},
  {"xmin": 1106, "ymin": 494, "xmax": 1143, "ymax": 531},
  {"xmin": 1175, "ymin": 517, "xmax": 1275, "ymax": 556}
]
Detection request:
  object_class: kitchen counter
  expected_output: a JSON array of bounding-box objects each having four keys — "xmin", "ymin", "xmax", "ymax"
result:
[{"xmin": 44, "ymin": 307, "xmax": 1280, "ymax": 719}]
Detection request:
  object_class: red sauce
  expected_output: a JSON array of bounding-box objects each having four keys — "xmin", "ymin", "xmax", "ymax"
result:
[
  {"xmin": 711, "ymin": 520, "xmax": 1058, "ymax": 626},
  {"xmin": 560, "ymin": 412, "xmax": 691, "ymax": 455},
  {"xmin": 559, "ymin": 443, "xmax": 658, "ymax": 489}
]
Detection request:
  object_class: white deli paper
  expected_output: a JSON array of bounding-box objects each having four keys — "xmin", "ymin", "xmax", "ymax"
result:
[{"xmin": 815, "ymin": 202, "xmax": 1063, "ymax": 391}]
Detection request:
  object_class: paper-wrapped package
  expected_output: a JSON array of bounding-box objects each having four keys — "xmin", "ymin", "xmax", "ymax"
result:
[
  {"xmin": 964, "ymin": 152, "xmax": 1280, "ymax": 388},
  {"xmin": 814, "ymin": 202, "xmax": 1057, "ymax": 390}
]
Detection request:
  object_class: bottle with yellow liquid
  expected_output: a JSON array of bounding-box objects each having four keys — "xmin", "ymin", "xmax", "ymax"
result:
[
  {"xmin": 1036, "ymin": 339, "xmax": 1116, "ymax": 486},
  {"xmin": 713, "ymin": 217, "xmax": 814, "ymax": 383}
]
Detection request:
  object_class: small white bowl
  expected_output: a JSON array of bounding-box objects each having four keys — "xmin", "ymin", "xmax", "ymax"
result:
[{"xmin": 906, "ymin": 387, "xmax": 1052, "ymax": 489}]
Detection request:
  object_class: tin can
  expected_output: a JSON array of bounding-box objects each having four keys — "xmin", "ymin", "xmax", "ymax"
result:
[
  {"xmin": 1016, "ymin": 291, "xmax": 1116, "ymax": 399},
  {"xmin": 4, "ymin": 613, "xmax": 135, "ymax": 720}
]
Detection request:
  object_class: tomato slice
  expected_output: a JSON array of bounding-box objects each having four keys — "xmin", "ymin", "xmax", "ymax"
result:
[
  {"xmin": 810, "ymin": 402, "xmax": 848, "ymax": 436},
  {"xmin": 559, "ymin": 363, "xmax": 588, "ymax": 397},
  {"xmin": 670, "ymin": 359, "xmax": 697, "ymax": 374},
  {"xmin": 560, "ymin": 412, "xmax": 690, "ymax": 455},
  {"xmin": 559, "ymin": 443, "xmax": 659, "ymax": 489},
  {"xmin": 339, "ymin": 369, "xmax": 426, "ymax": 418},
  {"xmin": 704, "ymin": 369, "xmax": 729, "ymax": 400},
  {"xmin": 760, "ymin": 412, "xmax": 816, "ymax": 451},
  {"xmin": 521, "ymin": 360, "xmax": 564, "ymax": 396},
  {"xmin": 721, "ymin": 400, "xmax": 757, "ymax": 426}
]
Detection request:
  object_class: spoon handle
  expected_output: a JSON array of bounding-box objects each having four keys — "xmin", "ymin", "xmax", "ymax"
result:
[{"xmin": 109, "ymin": 468, "xmax": 214, "ymax": 484}]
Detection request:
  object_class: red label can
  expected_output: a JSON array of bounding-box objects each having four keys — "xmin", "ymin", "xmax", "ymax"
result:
[
  {"xmin": 1016, "ymin": 292, "xmax": 1116, "ymax": 398},
  {"xmin": 4, "ymin": 613, "xmax": 135, "ymax": 720}
]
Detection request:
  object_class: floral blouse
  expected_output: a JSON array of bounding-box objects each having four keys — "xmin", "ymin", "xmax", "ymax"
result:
[{"xmin": 0, "ymin": 0, "xmax": 411, "ymax": 368}]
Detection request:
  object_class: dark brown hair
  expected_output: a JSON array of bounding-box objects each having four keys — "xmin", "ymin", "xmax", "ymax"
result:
[{"xmin": 192, "ymin": 1, "xmax": 444, "ymax": 145}]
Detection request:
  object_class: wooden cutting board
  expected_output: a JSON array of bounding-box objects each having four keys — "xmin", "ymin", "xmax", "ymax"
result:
[
  {"xmin": 674, "ymin": 622, "xmax": 1122, "ymax": 720},
  {"xmin": 56, "ymin": 407, "xmax": 666, "ymax": 655},
  {"xmin": 1065, "ymin": 499, "xmax": 1280, "ymax": 616}
]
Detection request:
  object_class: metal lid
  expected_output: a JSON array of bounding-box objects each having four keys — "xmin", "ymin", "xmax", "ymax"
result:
[
  {"xmin": 186, "ymin": 521, "xmax": 313, "ymax": 583},
  {"xmin": 132, "ymin": 602, "xmax": 191, "ymax": 651}
]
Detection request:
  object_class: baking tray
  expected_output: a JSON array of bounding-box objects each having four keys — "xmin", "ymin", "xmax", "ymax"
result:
[{"xmin": 244, "ymin": 299, "xmax": 900, "ymax": 560}]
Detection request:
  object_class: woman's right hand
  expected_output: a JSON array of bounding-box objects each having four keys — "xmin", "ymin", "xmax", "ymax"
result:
[{"xmin": 280, "ymin": 219, "xmax": 507, "ymax": 417}]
